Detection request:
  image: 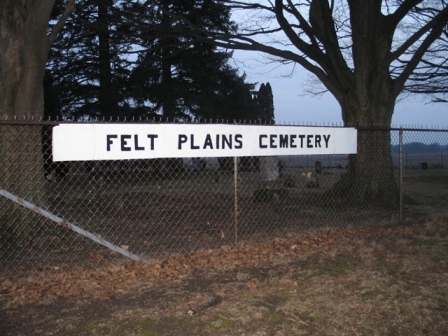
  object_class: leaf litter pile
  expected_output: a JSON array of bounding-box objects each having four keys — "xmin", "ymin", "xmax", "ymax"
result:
[{"xmin": 1, "ymin": 218, "xmax": 448, "ymax": 335}]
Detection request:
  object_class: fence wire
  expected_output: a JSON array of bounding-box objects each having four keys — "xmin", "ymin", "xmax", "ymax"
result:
[{"xmin": 1, "ymin": 120, "xmax": 447, "ymax": 276}]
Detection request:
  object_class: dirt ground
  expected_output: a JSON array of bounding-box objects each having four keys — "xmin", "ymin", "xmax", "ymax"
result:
[{"xmin": 1, "ymin": 217, "xmax": 448, "ymax": 335}]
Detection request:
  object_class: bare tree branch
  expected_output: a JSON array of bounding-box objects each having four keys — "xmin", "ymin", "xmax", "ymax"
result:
[
  {"xmin": 388, "ymin": 5, "xmax": 448, "ymax": 64},
  {"xmin": 47, "ymin": 0, "xmax": 76, "ymax": 47}
]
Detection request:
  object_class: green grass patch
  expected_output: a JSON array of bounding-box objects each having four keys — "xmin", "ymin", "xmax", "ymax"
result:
[
  {"xmin": 320, "ymin": 260, "xmax": 359, "ymax": 277},
  {"xmin": 135, "ymin": 318, "xmax": 158, "ymax": 336},
  {"xmin": 80, "ymin": 321, "xmax": 100, "ymax": 331},
  {"xmin": 113, "ymin": 318, "xmax": 159, "ymax": 336},
  {"xmin": 439, "ymin": 231, "xmax": 448, "ymax": 239},
  {"xmin": 412, "ymin": 239, "xmax": 437, "ymax": 246},
  {"xmin": 266, "ymin": 312, "xmax": 292, "ymax": 325},
  {"xmin": 210, "ymin": 318, "xmax": 234, "ymax": 330}
]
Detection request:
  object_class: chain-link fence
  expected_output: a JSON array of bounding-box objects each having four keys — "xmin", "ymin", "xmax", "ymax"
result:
[{"xmin": 1, "ymin": 119, "xmax": 447, "ymax": 276}]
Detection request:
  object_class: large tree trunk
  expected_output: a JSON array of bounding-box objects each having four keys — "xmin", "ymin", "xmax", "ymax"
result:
[
  {"xmin": 331, "ymin": 129, "xmax": 399, "ymax": 209},
  {"xmin": 0, "ymin": 1, "xmax": 59, "ymax": 250},
  {"xmin": 331, "ymin": 82, "xmax": 399, "ymax": 209}
]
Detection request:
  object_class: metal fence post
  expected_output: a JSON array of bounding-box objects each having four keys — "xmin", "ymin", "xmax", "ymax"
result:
[
  {"xmin": 234, "ymin": 156, "xmax": 239, "ymax": 247},
  {"xmin": 399, "ymin": 128, "xmax": 403, "ymax": 222}
]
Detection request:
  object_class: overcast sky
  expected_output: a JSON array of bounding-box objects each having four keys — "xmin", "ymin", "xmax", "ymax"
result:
[{"xmin": 232, "ymin": 51, "xmax": 448, "ymax": 129}]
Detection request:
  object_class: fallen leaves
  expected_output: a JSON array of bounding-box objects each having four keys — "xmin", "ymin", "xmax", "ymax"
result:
[
  {"xmin": 246, "ymin": 282, "xmax": 258, "ymax": 291},
  {"xmin": 1, "ymin": 218, "xmax": 447, "ymax": 312},
  {"xmin": 4, "ymin": 310, "xmax": 19, "ymax": 316}
]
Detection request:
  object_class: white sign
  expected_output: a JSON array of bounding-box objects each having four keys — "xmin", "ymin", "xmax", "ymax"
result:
[{"xmin": 52, "ymin": 123, "xmax": 357, "ymax": 161}]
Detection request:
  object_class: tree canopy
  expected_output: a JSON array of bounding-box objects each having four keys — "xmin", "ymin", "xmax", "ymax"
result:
[
  {"xmin": 180, "ymin": 0, "xmax": 448, "ymax": 124},
  {"xmin": 46, "ymin": 0, "xmax": 272, "ymax": 121},
  {"xmin": 404, "ymin": 29, "xmax": 448, "ymax": 103},
  {"xmin": 174, "ymin": 0, "xmax": 448, "ymax": 207}
]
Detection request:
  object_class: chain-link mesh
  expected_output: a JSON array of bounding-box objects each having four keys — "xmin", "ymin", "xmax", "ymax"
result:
[{"xmin": 1, "ymin": 121, "xmax": 447, "ymax": 276}]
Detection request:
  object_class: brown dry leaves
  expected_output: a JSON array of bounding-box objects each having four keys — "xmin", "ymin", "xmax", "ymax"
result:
[{"xmin": 0, "ymin": 218, "xmax": 445, "ymax": 311}]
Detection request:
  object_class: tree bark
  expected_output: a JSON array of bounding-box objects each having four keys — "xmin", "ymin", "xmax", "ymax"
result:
[
  {"xmin": 330, "ymin": 129, "xmax": 399, "ymax": 209},
  {"xmin": 96, "ymin": 0, "xmax": 118, "ymax": 117},
  {"xmin": 0, "ymin": 0, "xmax": 71, "ymax": 249},
  {"xmin": 331, "ymin": 80, "xmax": 399, "ymax": 209}
]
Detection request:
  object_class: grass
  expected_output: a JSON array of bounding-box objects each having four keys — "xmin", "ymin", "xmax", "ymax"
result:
[
  {"xmin": 209, "ymin": 318, "xmax": 234, "ymax": 330},
  {"xmin": 2, "ymin": 218, "xmax": 448, "ymax": 335},
  {"xmin": 118, "ymin": 219, "xmax": 446, "ymax": 335},
  {"xmin": 320, "ymin": 259, "xmax": 359, "ymax": 276}
]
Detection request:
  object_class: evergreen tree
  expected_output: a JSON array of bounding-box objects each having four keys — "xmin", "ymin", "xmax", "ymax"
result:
[
  {"xmin": 46, "ymin": 0, "xmax": 265, "ymax": 121},
  {"xmin": 46, "ymin": 0, "xmax": 132, "ymax": 119},
  {"xmin": 128, "ymin": 0, "xmax": 263, "ymax": 121},
  {"xmin": 257, "ymin": 82, "xmax": 275, "ymax": 123}
]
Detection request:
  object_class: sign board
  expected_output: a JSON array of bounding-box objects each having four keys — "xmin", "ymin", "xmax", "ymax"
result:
[{"xmin": 52, "ymin": 123, "xmax": 357, "ymax": 161}]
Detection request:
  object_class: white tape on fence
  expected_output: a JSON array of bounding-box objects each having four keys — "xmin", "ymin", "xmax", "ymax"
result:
[{"xmin": 52, "ymin": 124, "xmax": 357, "ymax": 161}]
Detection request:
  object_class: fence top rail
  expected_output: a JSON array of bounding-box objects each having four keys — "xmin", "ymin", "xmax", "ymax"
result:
[
  {"xmin": 1, "ymin": 118, "xmax": 447, "ymax": 132},
  {"xmin": 357, "ymin": 126, "xmax": 448, "ymax": 132}
]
